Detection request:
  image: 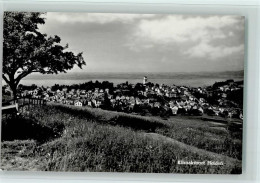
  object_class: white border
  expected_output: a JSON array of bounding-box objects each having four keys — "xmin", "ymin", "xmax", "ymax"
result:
[{"xmin": 0, "ymin": 0, "xmax": 259, "ymax": 183}]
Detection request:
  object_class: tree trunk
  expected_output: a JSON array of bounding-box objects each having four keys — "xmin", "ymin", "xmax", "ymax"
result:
[{"xmin": 10, "ymin": 83, "xmax": 18, "ymax": 101}]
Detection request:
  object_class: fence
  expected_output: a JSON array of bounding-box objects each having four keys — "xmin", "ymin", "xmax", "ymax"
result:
[{"xmin": 2, "ymin": 97, "xmax": 46, "ymax": 118}]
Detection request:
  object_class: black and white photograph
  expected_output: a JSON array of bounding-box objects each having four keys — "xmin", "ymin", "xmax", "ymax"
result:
[{"xmin": 1, "ymin": 12, "xmax": 244, "ymax": 173}]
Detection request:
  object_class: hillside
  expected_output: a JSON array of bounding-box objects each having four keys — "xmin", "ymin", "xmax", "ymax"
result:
[{"xmin": 1, "ymin": 104, "xmax": 242, "ymax": 173}]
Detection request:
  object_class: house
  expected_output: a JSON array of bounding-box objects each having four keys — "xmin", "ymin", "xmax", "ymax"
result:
[
  {"xmin": 110, "ymin": 99, "xmax": 116, "ymax": 104},
  {"xmin": 183, "ymin": 105, "xmax": 190, "ymax": 112},
  {"xmin": 85, "ymin": 92, "xmax": 92, "ymax": 98},
  {"xmin": 191, "ymin": 101, "xmax": 197, "ymax": 106},
  {"xmin": 226, "ymin": 79, "xmax": 234, "ymax": 86},
  {"xmin": 143, "ymin": 99, "xmax": 150, "ymax": 104},
  {"xmin": 87, "ymin": 101, "xmax": 92, "ymax": 107},
  {"xmin": 62, "ymin": 87, "xmax": 68, "ymax": 93},
  {"xmin": 186, "ymin": 104, "xmax": 192, "ymax": 111},
  {"xmin": 219, "ymin": 107, "xmax": 225, "ymax": 113},
  {"xmin": 170, "ymin": 106, "xmax": 178, "ymax": 115},
  {"xmin": 46, "ymin": 87, "xmax": 51, "ymax": 92},
  {"xmin": 154, "ymin": 102, "xmax": 161, "ymax": 108},
  {"xmin": 167, "ymin": 91, "xmax": 177, "ymax": 98},
  {"xmin": 76, "ymin": 89, "xmax": 81, "ymax": 95},
  {"xmin": 44, "ymin": 93, "xmax": 50, "ymax": 98},
  {"xmin": 120, "ymin": 96, "xmax": 126, "ymax": 100},
  {"xmin": 69, "ymin": 89, "xmax": 75, "ymax": 95},
  {"xmin": 66, "ymin": 99, "xmax": 74, "ymax": 105},
  {"xmin": 239, "ymin": 113, "xmax": 243, "ymax": 120},
  {"xmin": 198, "ymin": 107, "xmax": 204, "ymax": 114},
  {"xmin": 177, "ymin": 100, "xmax": 185, "ymax": 107},
  {"xmin": 228, "ymin": 111, "xmax": 233, "ymax": 118},
  {"xmin": 180, "ymin": 95, "xmax": 188, "ymax": 101},
  {"xmin": 207, "ymin": 91, "xmax": 213, "ymax": 97},
  {"xmin": 130, "ymin": 96, "xmax": 135, "ymax": 101},
  {"xmin": 80, "ymin": 94, "xmax": 87, "ymax": 98},
  {"xmin": 74, "ymin": 101, "xmax": 83, "ymax": 107},
  {"xmin": 94, "ymin": 88, "xmax": 99, "ymax": 93},
  {"xmin": 184, "ymin": 91, "xmax": 189, "ymax": 95},
  {"xmin": 223, "ymin": 85, "xmax": 230, "ymax": 92},
  {"xmin": 222, "ymin": 93, "xmax": 227, "ymax": 98},
  {"xmin": 81, "ymin": 90, "xmax": 86, "ymax": 95},
  {"xmin": 169, "ymin": 100, "xmax": 176, "ymax": 107},
  {"xmin": 129, "ymin": 100, "xmax": 135, "ymax": 110},
  {"xmin": 148, "ymin": 102, "xmax": 154, "ymax": 107},
  {"xmin": 135, "ymin": 98, "xmax": 142, "ymax": 105},
  {"xmin": 33, "ymin": 89, "xmax": 39, "ymax": 96},
  {"xmin": 22, "ymin": 90, "xmax": 29, "ymax": 97},
  {"xmin": 230, "ymin": 86, "xmax": 239, "ymax": 91},
  {"xmin": 92, "ymin": 99, "xmax": 103, "ymax": 108},
  {"xmin": 189, "ymin": 96, "xmax": 194, "ymax": 101},
  {"xmin": 199, "ymin": 98, "xmax": 206, "ymax": 103},
  {"xmin": 129, "ymin": 98, "xmax": 135, "ymax": 105},
  {"xmin": 92, "ymin": 99, "xmax": 97, "ymax": 107},
  {"xmin": 213, "ymin": 109, "xmax": 220, "ymax": 116},
  {"xmin": 96, "ymin": 100, "xmax": 102, "ymax": 107}
]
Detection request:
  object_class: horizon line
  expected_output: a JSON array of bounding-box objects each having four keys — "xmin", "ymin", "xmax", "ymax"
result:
[{"xmin": 63, "ymin": 70, "xmax": 244, "ymax": 74}]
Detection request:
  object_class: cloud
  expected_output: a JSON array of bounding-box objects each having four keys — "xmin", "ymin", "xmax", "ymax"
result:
[
  {"xmin": 41, "ymin": 13, "xmax": 245, "ymax": 72},
  {"xmin": 136, "ymin": 15, "xmax": 242, "ymax": 44},
  {"xmin": 131, "ymin": 15, "xmax": 244, "ymax": 59},
  {"xmin": 125, "ymin": 42, "xmax": 155, "ymax": 52},
  {"xmin": 47, "ymin": 12, "xmax": 156, "ymax": 24},
  {"xmin": 184, "ymin": 43, "xmax": 244, "ymax": 59}
]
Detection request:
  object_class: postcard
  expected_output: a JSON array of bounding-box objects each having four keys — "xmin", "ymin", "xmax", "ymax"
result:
[{"xmin": 1, "ymin": 12, "xmax": 244, "ymax": 174}]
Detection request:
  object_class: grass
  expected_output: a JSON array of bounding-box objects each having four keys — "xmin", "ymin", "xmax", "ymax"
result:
[
  {"xmin": 48, "ymin": 104, "xmax": 243, "ymax": 160},
  {"xmin": 1, "ymin": 104, "xmax": 242, "ymax": 173}
]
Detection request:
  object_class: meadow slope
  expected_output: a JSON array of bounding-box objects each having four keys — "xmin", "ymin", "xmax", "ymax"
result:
[{"xmin": 1, "ymin": 104, "xmax": 242, "ymax": 173}]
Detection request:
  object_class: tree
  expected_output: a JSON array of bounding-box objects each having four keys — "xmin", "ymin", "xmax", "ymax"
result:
[{"xmin": 3, "ymin": 12, "xmax": 85, "ymax": 99}]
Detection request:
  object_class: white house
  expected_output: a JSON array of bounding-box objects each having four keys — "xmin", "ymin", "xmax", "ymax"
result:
[
  {"xmin": 170, "ymin": 106, "xmax": 178, "ymax": 115},
  {"xmin": 75, "ymin": 101, "xmax": 83, "ymax": 107},
  {"xmin": 87, "ymin": 101, "xmax": 92, "ymax": 107}
]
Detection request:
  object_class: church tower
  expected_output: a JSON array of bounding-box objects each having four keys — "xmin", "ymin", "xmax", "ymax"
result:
[{"xmin": 143, "ymin": 76, "xmax": 148, "ymax": 85}]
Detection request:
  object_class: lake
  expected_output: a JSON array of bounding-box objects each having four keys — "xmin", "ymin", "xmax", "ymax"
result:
[{"xmin": 2, "ymin": 71, "xmax": 244, "ymax": 88}]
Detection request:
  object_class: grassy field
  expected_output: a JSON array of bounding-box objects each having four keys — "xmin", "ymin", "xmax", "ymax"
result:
[{"xmin": 1, "ymin": 104, "xmax": 242, "ymax": 173}]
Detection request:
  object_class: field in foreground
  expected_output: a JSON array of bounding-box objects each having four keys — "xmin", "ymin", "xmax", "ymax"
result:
[{"xmin": 1, "ymin": 104, "xmax": 242, "ymax": 173}]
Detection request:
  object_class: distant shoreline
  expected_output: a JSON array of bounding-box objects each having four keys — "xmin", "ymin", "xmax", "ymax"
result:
[
  {"xmin": 11, "ymin": 71, "xmax": 243, "ymax": 88},
  {"xmin": 1, "ymin": 71, "xmax": 244, "ymax": 88}
]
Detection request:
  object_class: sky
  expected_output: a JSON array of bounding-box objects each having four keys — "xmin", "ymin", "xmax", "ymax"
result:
[{"xmin": 38, "ymin": 13, "xmax": 245, "ymax": 73}]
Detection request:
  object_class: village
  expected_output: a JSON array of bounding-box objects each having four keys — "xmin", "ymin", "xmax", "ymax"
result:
[{"xmin": 2, "ymin": 77, "xmax": 244, "ymax": 120}]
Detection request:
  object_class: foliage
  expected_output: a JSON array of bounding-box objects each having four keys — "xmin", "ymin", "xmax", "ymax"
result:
[
  {"xmin": 227, "ymin": 89, "xmax": 243, "ymax": 107},
  {"xmin": 50, "ymin": 80, "xmax": 114, "ymax": 93},
  {"xmin": 3, "ymin": 12, "xmax": 85, "ymax": 99}
]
